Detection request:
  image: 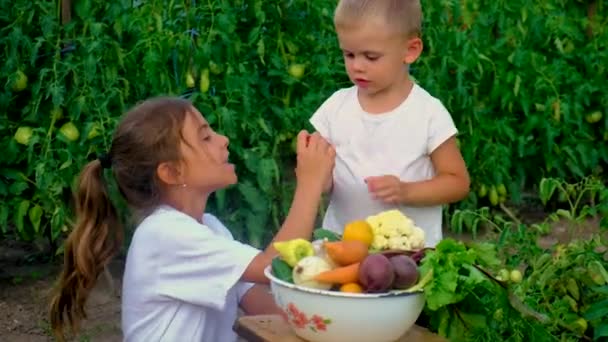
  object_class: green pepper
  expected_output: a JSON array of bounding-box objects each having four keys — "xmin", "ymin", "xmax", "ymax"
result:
[
  {"xmin": 313, "ymin": 228, "xmax": 341, "ymax": 242},
  {"xmin": 271, "ymin": 258, "xmax": 293, "ymax": 283}
]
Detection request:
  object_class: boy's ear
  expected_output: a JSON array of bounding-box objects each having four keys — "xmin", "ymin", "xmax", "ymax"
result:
[
  {"xmin": 157, "ymin": 161, "xmax": 183, "ymax": 186},
  {"xmin": 404, "ymin": 37, "xmax": 423, "ymax": 64}
]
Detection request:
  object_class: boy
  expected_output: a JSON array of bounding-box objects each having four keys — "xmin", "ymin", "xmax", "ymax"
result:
[{"xmin": 310, "ymin": 0, "xmax": 470, "ymax": 247}]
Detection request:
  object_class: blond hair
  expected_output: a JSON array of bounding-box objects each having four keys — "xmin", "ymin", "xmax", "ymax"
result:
[{"xmin": 334, "ymin": 0, "xmax": 422, "ymax": 37}]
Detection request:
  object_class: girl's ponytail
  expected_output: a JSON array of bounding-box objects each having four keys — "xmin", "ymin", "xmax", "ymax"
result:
[
  {"xmin": 49, "ymin": 159, "xmax": 123, "ymax": 341},
  {"xmin": 48, "ymin": 96, "xmax": 194, "ymax": 340}
]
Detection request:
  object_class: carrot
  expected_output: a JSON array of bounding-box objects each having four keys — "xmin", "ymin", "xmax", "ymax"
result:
[
  {"xmin": 314, "ymin": 262, "xmax": 360, "ymax": 284},
  {"xmin": 324, "ymin": 240, "xmax": 369, "ymax": 266},
  {"xmin": 340, "ymin": 282, "xmax": 363, "ymax": 293}
]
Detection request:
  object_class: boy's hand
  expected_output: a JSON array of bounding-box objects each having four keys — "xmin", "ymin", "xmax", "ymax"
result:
[
  {"xmin": 365, "ymin": 175, "xmax": 404, "ymax": 204},
  {"xmin": 365, "ymin": 137, "xmax": 471, "ymax": 206}
]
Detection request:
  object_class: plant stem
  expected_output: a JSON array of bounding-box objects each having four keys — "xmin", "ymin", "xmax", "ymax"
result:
[{"xmin": 499, "ymin": 203, "xmax": 521, "ymax": 225}]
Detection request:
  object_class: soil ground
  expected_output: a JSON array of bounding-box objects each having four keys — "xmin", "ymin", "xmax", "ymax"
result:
[{"xmin": 0, "ymin": 213, "xmax": 602, "ymax": 342}]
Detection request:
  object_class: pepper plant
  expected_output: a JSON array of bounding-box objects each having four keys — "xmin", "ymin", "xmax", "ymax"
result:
[{"xmin": 0, "ymin": 0, "xmax": 606, "ymax": 250}]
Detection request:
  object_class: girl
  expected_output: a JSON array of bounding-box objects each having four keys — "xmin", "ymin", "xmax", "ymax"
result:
[{"xmin": 48, "ymin": 97, "xmax": 336, "ymax": 342}]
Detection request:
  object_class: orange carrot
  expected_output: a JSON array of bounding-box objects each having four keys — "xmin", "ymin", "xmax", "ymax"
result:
[
  {"xmin": 324, "ymin": 240, "xmax": 369, "ymax": 266},
  {"xmin": 314, "ymin": 262, "xmax": 360, "ymax": 284}
]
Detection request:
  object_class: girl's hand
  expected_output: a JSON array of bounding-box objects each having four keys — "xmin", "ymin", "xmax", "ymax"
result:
[
  {"xmin": 246, "ymin": 131, "xmax": 335, "ymax": 283},
  {"xmin": 295, "ymin": 131, "xmax": 335, "ymax": 192}
]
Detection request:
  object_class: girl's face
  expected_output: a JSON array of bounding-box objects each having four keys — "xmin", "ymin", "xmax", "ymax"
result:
[{"xmin": 176, "ymin": 108, "xmax": 237, "ymax": 192}]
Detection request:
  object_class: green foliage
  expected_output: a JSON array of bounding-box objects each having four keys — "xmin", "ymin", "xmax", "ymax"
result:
[
  {"xmin": 421, "ymin": 0, "xmax": 608, "ymax": 211},
  {"xmin": 420, "ymin": 182, "xmax": 608, "ymax": 341},
  {"xmin": 0, "ymin": 0, "xmax": 606, "ymax": 249},
  {"xmin": 0, "ymin": 0, "xmax": 346, "ymax": 247},
  {"xmin": 451, "ymin": 175, "xmax": 608, "ymax": 236}
]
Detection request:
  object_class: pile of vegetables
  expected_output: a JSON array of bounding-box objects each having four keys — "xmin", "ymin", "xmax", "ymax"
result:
[
  {"xmin": 269, "ymin": 207, "xmax": 608, "ymax": 341},
  {"xmin": 271, "ymin": 210, "xmax": 430, "ymax": 294}
]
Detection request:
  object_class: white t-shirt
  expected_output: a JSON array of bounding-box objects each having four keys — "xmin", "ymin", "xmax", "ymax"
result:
[
  {"xmin": 310, "ymin": 84, "xmax": 458, "ymax": 247},
  {"xmin": 121, "ymin": 205, "xmax": 260, "ymax": 342}
]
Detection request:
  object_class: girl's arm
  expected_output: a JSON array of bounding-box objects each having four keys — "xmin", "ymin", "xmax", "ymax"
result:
[
  {"xmin": 239, "ymin": 285, "xmax": 283, "ymax": 315},
  {"xmin": 241, "ymin": 131, "xmax": 335, "ymax": 284}
]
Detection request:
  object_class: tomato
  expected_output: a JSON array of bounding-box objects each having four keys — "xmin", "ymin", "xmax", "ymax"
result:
[
  {"xmin": 288, "ymin": 64, "xmax": 305, "ymax": 79},
  {"xmin": 59, "ymin": 122, "xmax": 80, "ymax": 142},
  {"xmin": 552, "ymin": 100, "xmax": 561, "ymax": 122},
  {"xmin": 566, "ymin": 184, "xmax": 575, "ymax": 195},
  {"xmin": 493, "ymin": 309, "xmax": 503, "ymax": 321},
  {"xmin": 291, "ymin": 137, "xmax": 298, "ymax": 154},
  {"xmin": 477, "ymin": 184, "xmax": 487, "ymax": 198},
  {"xmin": 12, "ymin": 70, "xmax": 28, "ymax": 92},
  {"xmin": 496, "ymin": 269, "xmax": 509, "ymax": 281},
  {"xmin": 87, "ymin": 122, "xmax": 102, "ymax": 140},
  {"xmin": 509, "ymin": 270, "xmax": 522, "ymax": 283},
  {"xmin": 14, "ymin": 126, "xmax": 33, "ymax": 145},
  {"xmin": 290, "ymin": 134, "xmax": 310, "ymax": 154},
  {"xmin": 186, "ymin": 72, "xmax": 195, "ymax": 88},
  {"xmin": 585, "ymin": 111, "xmax": 602, "ymax": 124},
  {"xmin": 489, "ymin": 186, "xmax": 499, "ymax": 206},
  {"xmin": 154, "ymin": 13, "xmax": 163, "ymax": 32},
  {"xmin": 497, "ymin": 183, "xmax": 507, "ymax": 196},
  {"xmin": 563, "ymin": 40, "xmax": 575, "ymax": 54},
  {"xmin": 199, "ymin": 68, "xmax": 210, "ymax": 93},
  {"xmin": 209, "ymin": 61, "xmax": 222, "ymax": 75},
  {"xmin": 570, "ymin": 318, "xmax": 587, "ymax": 335},
  {"xmin": 51, "ymin": 107, "xmax": 63, "ymax": 120}
]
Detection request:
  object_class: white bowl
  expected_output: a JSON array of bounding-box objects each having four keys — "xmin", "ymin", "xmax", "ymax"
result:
[{"xmin": 264, "ymin": 265, "xmax": 426, "ymax": 342}]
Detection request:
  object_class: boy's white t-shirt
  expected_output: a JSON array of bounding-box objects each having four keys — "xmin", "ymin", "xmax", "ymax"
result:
[
  {"xmin": 121, "ymin": 205, "xmax": 260, "ymax": 342},
  {"xmin": 310, "ymin": 84, "xmax": 458, "ymax": 247}
]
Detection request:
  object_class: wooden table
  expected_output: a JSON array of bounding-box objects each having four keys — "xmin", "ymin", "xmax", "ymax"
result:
[{"xmin": 234, "ymin": 315, "xmax": 447, "ymax": 342}]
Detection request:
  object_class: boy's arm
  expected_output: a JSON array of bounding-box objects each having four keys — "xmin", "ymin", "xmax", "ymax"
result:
[
  {"xmin": 400, "ymin": 136, "xmax": 470, "ymax": 206},
  {"xmin": 366, "ymin": 136, "xmax": 470, "ymax": 206}
]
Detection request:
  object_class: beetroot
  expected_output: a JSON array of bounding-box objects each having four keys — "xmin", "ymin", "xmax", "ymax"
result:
[
  {"xmin": 359, "ymin": 254, "xmax": 395, "ymax": 293},
  {"xmin": 389, "ymin": 255, "xmax": 419, "ymax": 289}
]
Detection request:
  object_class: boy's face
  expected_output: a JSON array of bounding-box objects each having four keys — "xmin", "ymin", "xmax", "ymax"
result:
[{"xmin": 336, "ymin": 20, "xmax": 422, "ymax": 96}]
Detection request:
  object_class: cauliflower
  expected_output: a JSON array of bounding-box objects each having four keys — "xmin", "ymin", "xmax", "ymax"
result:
[
  {"xmin": 388, "ymin": 236, "xmax": 411, "ymax": 250},
  {"xmin": 365, "ymin": 210, "xmax": 425, "ymax": 251},
  {"xmin": 371, "ymin": 235, "xmax": 389, "ymax": 250}
]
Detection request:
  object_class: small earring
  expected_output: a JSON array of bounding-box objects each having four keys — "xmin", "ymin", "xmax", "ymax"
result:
[{"xmin": 181, "ymin": 183, "xmax": 187, "ymax": 188}]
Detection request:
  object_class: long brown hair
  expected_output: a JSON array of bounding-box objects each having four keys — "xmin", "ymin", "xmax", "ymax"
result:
[{"xmin": 49, "ymin": 97, "xmax": 193, "ymax": 341}]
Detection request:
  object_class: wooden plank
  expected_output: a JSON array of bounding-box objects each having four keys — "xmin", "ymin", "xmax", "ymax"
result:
[
  {"xmin": 234, "ymin": 315, "xmax": 448, "ymax": 342},
  {"xmin": 587, "ymin": 0, "xmax": 597, "ymax": 38},
  {"xmin": 61, "ymin": 0, "xmax": 71, "ymax": 25}
]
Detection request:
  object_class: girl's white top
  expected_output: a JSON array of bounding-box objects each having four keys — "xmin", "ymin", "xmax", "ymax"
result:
[
  {"xmin": 121, "ymin": 205, "xmax": 260, "ymax": 342},
  {"xmin": 310, "ymin": 84, "xmax": 458, "ymax": 247}
]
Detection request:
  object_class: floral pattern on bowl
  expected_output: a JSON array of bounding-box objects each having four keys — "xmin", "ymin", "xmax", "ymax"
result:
[{"xmin": 281, "ymin": 302, "xmax": 332, "ymax": 332}]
